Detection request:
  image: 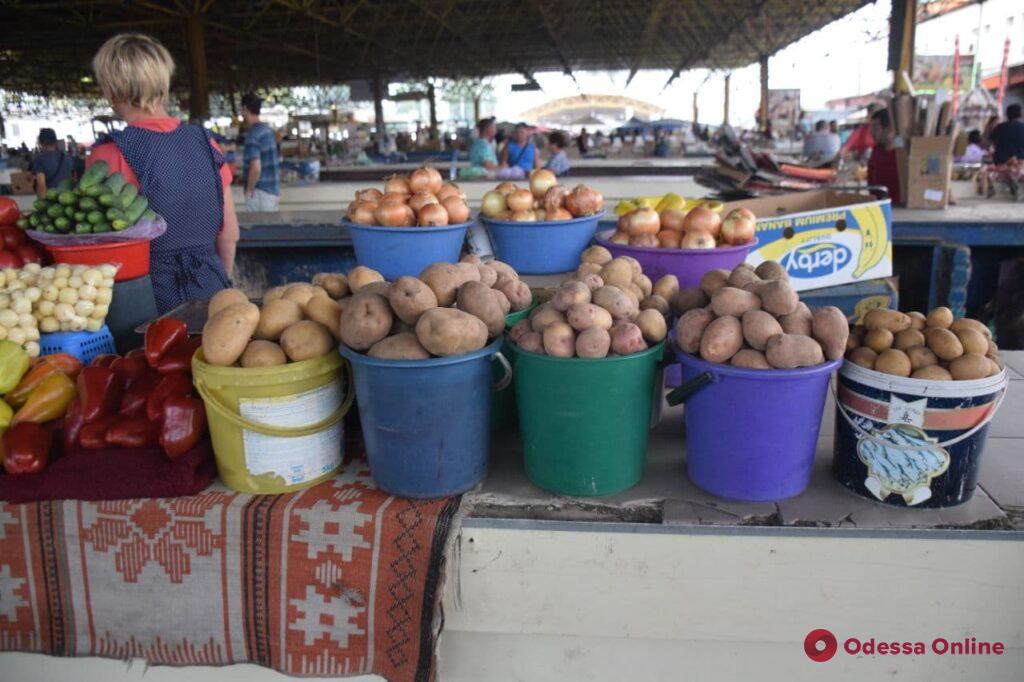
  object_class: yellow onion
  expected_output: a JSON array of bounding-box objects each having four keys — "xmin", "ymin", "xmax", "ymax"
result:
[
  {"xmin": 507, "ymin": 189, "xmax": 535, "ymax": 213},
  {"xmin": 535, "ymin": 209, "xmax": 547, "ymax": 221},
  {"xmin": 417, "ymin": 202, "xmax": 450, "ymax": 227},
  {"xmin": 481, "ymin": 190, "xmax": 508, "ymax": 218},
  {"xmin": 657, "ymin": 230, "xmax": 681, "ymax": 249},
  {"xmin": 529, "ymin": 168, "xmax": 558, "ymax": 198},
  {"xmin": 680, "ymin": 230, "xmax": 716, "ymax": 249},
  {"xmin": 384, "ymin": 175, "xmax": 412, "ymax": 196},
  {"xmin": 495, "ymin": 210, "xmax": 513, "ymax": 221},
  {"xmin": 436, "ymin": 182, "xmax": 465, "ymax": 203},
  {"xmin": 409, "ymin": 166, "xmax": 442, "ymax": 194},
  {"xmin": 609, "ymin": 230, "xmax": 630, "ymax": 244},
  {"xmin": 376, "ymin": 201, "xmax": 415, "ymax": 227},
  {"xmin": 511, "ymin": 209, "xmax": 537, "ymax": 222},
  {"xmin": 495, "ymin": 182, "xmax": 518, "ymax": 196},
  {"xmin": 408, "ymin": 192, "xmax": 439, "ymax": 213},
  {"xmin": 721, "ymin": 212, "xmax": 756, "ymax": 245},
  {"xmin": 565, "ymin": 185, "xmax": 603, "ymax": 217},
  {"xmin": 355, "ymin": 188, "xmax": 383, "ymax": 203},
  {"xmin": 547, "ymin": 207, "xmax": 573, "ymax": 221},
  {"xmin": 380, "ymin": 191, "xmax": 410, "ymax": 205},
  {"xmin": 730, "ymin": 207, "xmax": 756, "ymax": 222},
  {"xmin": 543, "ymin": 185, "xmax": 568, "ymax": 212},
  {"xmin": 659, "ymin": 208, "xmax": 687, "ymax": 232},
  {"xmin": 625, "ymin": 208, "xmax": 660, "ymax": 236},
  {"xmin": 348, "ymin": 200, "xmax": 378, "ymax": 225},
  {"xmin": 629, "ymin": 233, "xmax": 659, "ymax": 248},
  {"xmin": 682, "ymin": 206, "xmax": 722, "ymax": 238},
  {"xmin": 442, "ymin": 197, "xmax": 470, "ymax": 224}
]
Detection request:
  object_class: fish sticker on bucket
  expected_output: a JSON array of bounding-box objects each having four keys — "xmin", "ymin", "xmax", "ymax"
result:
[{"xmin": 856, "ymin": 423, "xmax": 950, "ymax": 506}]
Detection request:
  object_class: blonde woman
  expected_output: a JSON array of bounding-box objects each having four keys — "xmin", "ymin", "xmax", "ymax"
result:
[{"xmin": 87, "ymin": 33, "xmax": 238, "ymax": 313}]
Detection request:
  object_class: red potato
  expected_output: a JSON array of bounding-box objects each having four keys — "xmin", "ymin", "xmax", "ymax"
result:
[
  {"xmin": 609, "ymin": 323, "xmax": 646, "ymax": 355},
  {"xmin": 580, "ymin": 273, "xmax": 604, "ymax": 291},
  {"xmin": 508, "ymin": 318, "xmax": 532, "ymax": 342},
  {"xmin": 542, "ymin": 322, "xmax": 576, "ymax": 357},
  {"xmin": 517, "ymin": 331, "xmax": 544, "ymax": 353},
  {"xmin": 551, "ymin": 281, "xmax": 592, "ymax": 312},
  {"xmin": 566, "ymin": 303, "xmax": 613, "ymax": 331},
  {"xmin": 530, "ymin": 303, "xmax": 567, "ymax": 331},
  {"xmin": 497, "ymin": 278, "xmax": 532, "ymax": 312},
  {"xmin": 575, "ymin": 327, "xmax": 611, "ymax": 358}
]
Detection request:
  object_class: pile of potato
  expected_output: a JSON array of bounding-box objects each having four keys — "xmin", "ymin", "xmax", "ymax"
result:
[
  {"xmin": 845, "ymin": 306, "xmax": 1002, "ymax": 381},
  {"xmin": 672, "ymin": 261, "xmax": 848, "ymax": 369},
  {"xmin": 506, "ymin": 246, "xmax": 669, "ymax": 359}
]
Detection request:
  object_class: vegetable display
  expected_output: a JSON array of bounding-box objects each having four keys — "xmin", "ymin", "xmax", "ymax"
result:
[
  {"xmin": 480, "ymin": 174, "xmax": 604, "ymax": 222},
  {"xmin": 845, "ymin": 306, "xmax": 1002, "ymax": 380},
  {"xmin": 609, "ymin": 201, "xmax": 756, "ymax": 250},
  {"xmin": 507, "ymin": 246, "xmax": 669, "ymax": 359},
  {"xmin": 672, "ymin": 261, "xmax": 848, "ymax": 369},
  {"xmin": 345, "ymin": 166, "xmax": 471, "ymax": 227}
]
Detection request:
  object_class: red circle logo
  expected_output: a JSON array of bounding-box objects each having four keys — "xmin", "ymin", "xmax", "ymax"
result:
[{"xmin": 804, "ymin": 629, "xmax": 838, "ymax": 662}]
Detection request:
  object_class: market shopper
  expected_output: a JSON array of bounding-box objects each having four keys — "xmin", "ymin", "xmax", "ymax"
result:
[
  {"xmin": 545, "ymin": 132, "xmax": 571, "ymax": 176},
  {"xmin": 499, "ymin": 123, "xmax": 540, "ymax": 178},
  {"xmin": 866, "ymin": 108, "xmax": 901, "ymax": 205},
  {"xmin": 802, "ymin": 120, "xmax": 840, "ymax": 165},
  {"xmin": 989, "ymin": 103, "xmax": 1024, "ymax": 165},
  {"xmin": 241, "ymin": 93, "xmax": 281, "ymax": 211},
  {"xmin": 31, "ymin": 128, "xmax": 73, "ymax": 199},
  {"xmin": 88, "ymin": 33, "xmax": 238, "ymax": 313},
  {"xmin": 465, "ymin": 116, "xmax": 499, "ymax": 179}
]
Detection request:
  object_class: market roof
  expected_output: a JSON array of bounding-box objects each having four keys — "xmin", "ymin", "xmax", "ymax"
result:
[{"xmin": 1, "ymin": 0, "xmax": 871, "ymax": 96}]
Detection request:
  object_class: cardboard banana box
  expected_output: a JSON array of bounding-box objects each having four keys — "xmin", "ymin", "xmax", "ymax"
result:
[{"xmin": 726, "ymin": 190, "xmax": 893, "ymax": 292}]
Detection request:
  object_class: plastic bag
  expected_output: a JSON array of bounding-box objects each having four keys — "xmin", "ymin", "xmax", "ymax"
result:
[{"xmin": 26, "ymin": 214, "xmax": 167, "ymax": 247}]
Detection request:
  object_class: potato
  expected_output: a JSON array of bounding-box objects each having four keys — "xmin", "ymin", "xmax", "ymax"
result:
[
  {"xmin": 359, "ymin": 281, "xmax": 391, "ymax": 297},
  {"xmin": 202, "ymin": 302, "xmax": 260, "ymax": 366},
  {"xmin": 418, "ymin": 263, "xmax": 462, "ymax": 306},
  {"xmin": 312, "ymin": 273, "xmax": 349, "ymax": 299},
  {"xmin": 847, "ymin": 330, "xmax": 862, "ymax": 351},
  {"xmin": 454, "ymin": 261, "xmax": 482, "ymax": 284},
  {"xmin": 949, "ymin": 353, "xmax": 991, "ymax": 381},
  {"xmin": 575, "ymin": 327, "xmax": 611, "ymax": 358},
  {"xmin": 566, "ymin": 303, "xmax": 613, "ymax": 331},
  {"xmin": 864, "ymin": 328, "xmax": 894, "ymax": 353},
  {"xmin": 542, "ymin": 322, "xmax": 576, "ymax": 358},
  {"xmin": 209, "ymin": 288, "xmax": 249, "ymax": 316},
  {"xmin": 579, "ymin": 273, "xmax": 604, "ymax": 292},
  {"xmin": 758, "ymin": 280, "xmax": 799, "ymax": 316},
  {"xmin": 710, "ymin": 286, "xmax": 762, "ymax": 317},
  {"xmin": 675, "ymin": 308, "xmax": 714, "ymax": 354},
  {"xmin": 386, "ymin": 276, "xmax": 438, "ymax": 325},
  {"xmin": 893, "ymin": 328, "xmax": 925, "ymax": 351},
  {"xmin": 652, "ymin": 274, "xmax": 679, "ymax": 301},
  {"xmin": 310, "ymin": 285, "xmax": 330, "ymax": 300},
  {"xmin": 457, "ymin": 281, "xmax": 504, "ymax": 337},
  {"xmin": 497, "ymin": 278, "xmax": 532, "ymax": 312},
  {"xmin": 863, "ymin": 308, "xmax": 911, "ymax": 332},
  {"xmin": 846, "ymin": 346, "xmax": 877, "ymax": 369},
  {"xmin": 488, "ymin": 260, "xmax": 519, "ymax": 287},
  {"xmin": 610, "ymin": 323, "xmax": 646, "ymax": 355},
  {"xmin": 338, "ymin": 292, "xmax": 392, "ymax": 351},
  {"xmin": 476, "ymin": 265, "xmax": 498, "ymax": 287},
  {"xmin": 670, "ymin": 287, "xmax": 709, "ymax": 316},
  {"xmin": 924, "ymin": 327, "xmax": 963, "ymax": 361},
  {"xmin": 625, "ymin": 283, "xmax": 645, "ymax": 302},
  {"xmin": 874, "ymin": 348, "xmax": 912, "ymax": 377},
  {"xmin": 912, "ymin": 365, "xmax": 952, "ymax": 381},
  {"xmin": 640, "ymin": 294, "xmax": 670, "ymax": 317},
  {"xmin": 493, "ymin": 289, "xmax": 511, "ymax": 315},
  {"xmin": 460, "ymin": 253, "xmax": 482, "ymax": 265},
  {"xmin": 580, "ymin": 245, "xmax": 613, "ymax": 265},
  {"xmin": 576, "ymin": 262, "xmax": 603, "ymax": 279},
  {"xmin": 281, "ymin": 283, "xmax": 316, "ymax": 307},
  {"xmin": 741, "ymin": 309, "xmax": 783, "ymax": 351},
  {"xmin": 517, "ymin": 331, "xmax": 544, "ymax": 354},
  {"xmin": 925, "ymin": 306, "xmax": 953, "ymax": 329},
  {"xmin": 599, "ymin": 258, "xmax": 634, "ymax": 289},
  {"xmin": 551, "ymin": 281, "xmax": 591, "ymax": 312},
  {"xmin": 988, "ymin": 358, "xmax": 1003, "ymax": 376},
  {"xmin": 255, "ymin": 298, "xmax": 303, "ymax": 341},
  {"xmin": 263, "ymin": 285, "xmax": 286, "ymax": 303},
  {"xmin": 906, "ymin": 345, "xmax": 938, "ymax": 370},
  {"xmin": 779, "ymin": 302, "xmax": 813, "ymax": 336},
  {"xmin": 368, "ymin": 333, "xmax": 431, "ymax": 360},
  {"xmin": 951, "ymin": 328, "xmax": 988, "ymax": 358},
  {"xmin": 811, "ymin": 306, "xmax": 849, "ymax": 360},
  {"xmin": 636, "ymin": 309, "xmax": 667, "ymax": 343},
  {"xmin": 390, "ymin": 318, "xmax": 416, "ymax": 335},
  {"xmin": 765, "ymin": 333, "xmax": 824, "ymax": 369},
  {"xmin": 280, "ymin": 320, "xmax": 334, "ymax": 362},
  {"xmin": 727, "ymin": 264, "xmax": 760, "ymax": 289},
  {"xmin": 303, "ymin": 295, "xmax": 343, "ymax": 340},
  {"xmin": 530, "ymin": 303, "xmax": 567, "ymax": 331},
  {"xmin": 593, "ymin": 286, "xmax": 638, "ymax": 321},
  {"xmin": 730, "ymin": 348, "xmax": 771, "ymax": 369},
  {"xmin": 348, "ymin": 265, "xmax": 385, "ymax": 293},
  {"xmin": 699, "ymin": 268, "xmax": 730, "ymax": 297},
  {"xmin": 634, "ymin": 274, "xmax": 653, "ymax": 298},
  {"xmin": 508, "ymin": 318, "xmax": 532, "ymax": 342},
  {"xmin": 951, "ymin": 318, "xmax": 991, "ymax": 340},
  {"xmin": 907, "ymin": 311, "xmax": 927, "ymax": 331},
  {"xmin": 240, "ymin": 340, "xmax": 288, "ymax": 368},
  {"xmin": 416, "ymin": 307, "xmax": 488, "ymax": 357},
  {"xmin": 754, "ymin": 261, "xmax": 788, "ymax": 281},
  {"xmin": 621, "ymin": 256, "xmax": 642, "ymax": 279},
  {"xmin": 700, "ymin": 315, "xmax": 743, "ymax": 363}
]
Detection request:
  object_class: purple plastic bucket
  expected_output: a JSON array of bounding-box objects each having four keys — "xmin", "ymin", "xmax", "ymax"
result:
[
  {"xmin": 595, "ymin": 229, "xmax": 757, "ymax": 289},
  {"xmin": 671, "ymin": 347, "xmax": 841, "ymax": 502},
  {"xmin": 482, "ymin": 212, "xmax": 605, "ymax": 274}
]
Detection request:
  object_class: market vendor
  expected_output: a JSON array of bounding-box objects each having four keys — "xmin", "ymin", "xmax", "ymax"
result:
[
  {"xmin": 86, "ymin": 33, "xmax": 239, "ymax": 313},
  {"xmin": 990, "ymin": 104, "xmax": 1024, "ymax": 165},
  {"xmin": 867, "ymin": 108, "xmax": 901, "ymax": 206},
  {"xmin": 31, "ymin": 128, "xmax": 74, "ymax": 199},
  {"xmin": 499, "ymin": 123, "xmax": 541, "ymax": 178}
]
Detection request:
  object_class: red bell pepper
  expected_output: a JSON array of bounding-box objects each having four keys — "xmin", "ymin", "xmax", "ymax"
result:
[
  {"xmin": 119, "ymin": 370, "xmax": 162, "ymax": 417},
  {"xmin": 105, "ymin": 416, "xmax": 159, "ymax": 449},
  {"xmin": 125, "ymin": 348, "xmax": 147, "ymax": 362},
  {"xmin": 89, "ymin": 354, "xmax": 118, "ymax": 368},
  {"xmin": 11, "ymin": 371, "xmax": 76, "ymax": 425},
  {"xmin": 110, "ymin": 355, "xmax": 149, "ymax": 387},
  {"xmin": 145, "ymin": 318, "xmax": 188, "ymax": 368},
  {"xmin": 62, "ymin": 397, "xmax": 85, "ymax": 451},
  {"xmin": 156, "ymin": 337, "xmax": 201, "ymax": 375},
  {"xmin": 77, "ymin": 366, "xmax": 123, "ymax": 422},
  {"xmin": 146, "ymin": 372, "xmax": 193, "ymax": 422},
  {"xmin": 79, "ymin": 414, "xmax": 118, "ymax": 449},
  {"xmin": 0, "ymin": 197, "xmax": 20, "ymax": 226},
  {"xmin": 40, "ymin": 352, "xmax": 83, "ymax": 380},
  {"xmin": 3, "ymin": 422, "xmax": 52, "ymax": 475},
  {"xmin": 159, "ymin": 396, "xmax": 207, "ymax": 460}
]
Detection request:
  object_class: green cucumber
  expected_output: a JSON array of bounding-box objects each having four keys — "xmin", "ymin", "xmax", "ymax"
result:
[
  {"xmin": 124, "ymin": 195, "xmax": 148, "ymax": 223},
  {"xmin": 58, "ymin": 191, "xmax": 76, "ymax": 205},
  {"xmin": 98, "ymin": 193, "xmax": 116, "ymax": 207},
  {"xmin": 32, "ymin": 198, "xmax": 47, "ymax": 211},
  {"xmin": 45, "ymin": 188, "xmax": 60, "ymax": 201},
  {"xmin": 73, "ymin": 211, "xmax": 86, "ymax": 222},
  {"xmin": 75, "ymin": 223, "xmax": 93, "ymax": 234},
  {"xmin": 106, "ymin": 207, "xmax": 127, "ymax": 223},
  {"xmin": 117, "ymin": 183, "xmax": 138, "ymax": 209},
  {"xmin": 141, "ymin": 208, "xmax": 157, "ymax": 222},
  {"xmin": 79, "ymin": 160, "xmax": 108, "ymax": 188},
  {"xmin": 15, "ymin": 217, "xmax": 29, "ymax": 230},
  {"xmin": 64, "ymin": 205, "xmax": 75, "ymax": 218},
  {"xmin": 87, "ymin": 210, "xmax": 105, "ymax": 225},
  {"xmin": 46, "ymin": 204, "xmax": 64, "ymax": 218},
  {"xmin": 82, "ymin": 183, "xmax": 105, "ymax": 197},
  {"xmin": 103, "ymin": 172, "xmax": 126, "ymax": 195},
  {"xmin": 78, "ymin": 196, "xmax": 98, "ymax": 211},
  {"xmin": 92, "ymin": 222, "xmax": 112, "ymax": 233},
  {"xmin": 54, "ymin": 216, "xmax": 70, "ymax": 231},
  {"xmin": 28, "ymin": 214, "xmax": 40, "ymax": 228}
]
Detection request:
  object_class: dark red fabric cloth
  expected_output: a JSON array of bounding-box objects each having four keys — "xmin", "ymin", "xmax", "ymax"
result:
[
  {"xmin": 0, "ymin": 437, "xmax": 216, "ymax": 503},
  {"xmin": 867, "ymin": 143, "xmax": 902, "ymax": 205}
]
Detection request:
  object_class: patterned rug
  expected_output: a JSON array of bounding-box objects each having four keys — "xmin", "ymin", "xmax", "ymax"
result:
[{"xmin": 0, "ymin": 462, "xmax": 461, "ymax": 681}]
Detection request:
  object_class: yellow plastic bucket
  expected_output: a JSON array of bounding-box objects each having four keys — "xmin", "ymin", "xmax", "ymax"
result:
[{"xmin": 192, "ymin": 349, "xmax": 354, "ymax": 493}]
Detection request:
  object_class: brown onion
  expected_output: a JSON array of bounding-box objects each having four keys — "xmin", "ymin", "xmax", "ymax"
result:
[
  {"xmin": 495, "ymin": 210, "xmax": 513, "ymax": 220},
  {"xmin": 348, "ymin": 200, "xmax": 378, "ymax": 225},
  {"xmin": 507, "ymin": 189, "xmax": 535, "ymax": 213},
  {"xmin": 408, "ymin": 192, "xmax": 439, "ymax": 213},
  {"xmin": 529, "ymin": 168, "xmax": 558, "ymax": 198},
  {"xmin": 548, "ymin": 207, "xmax": 573, "ymax": 221},
  {"xmin": 535, "ymin": 209, "xmax": 547, "ymax": 221},
  {"xmin": 417, "ymin": 203, "xmax": 450, "ymax": 227},
  {"xmin": 384, "ymin": 175, "xmax": 411, "ymax": 196},
  {"xmin": 610, "ymin": 230, "xmax": 630, "ymax": 244},
  {"xmin": 442, "ymin": 197, "xmax": 470, "ymax": 224},
  {"xmin": 481, "ymin": 190, "xmax": 507, "ymax": 217},
  {"xmin": 436, "ymin": 183, "xmax": 464, "ymax": 203},
  {"xmin": 543, "ymin": 185, "xmax": 568, "ymax": 212},
  {"xmin": 376, "ymin": 202, "xmax": 415, "ymax": 227},
  {"xmin": 424, "ymin": 166, "xmax": 443, "ymax": 194},
  {"xmin": 566, "ymin": 185, "xmax": 604, "ymax": 217},
  {"xmin": 682, "ymin": 206, "xmax": 722, "ymax": 238},
  {"xmin": 495, "ymin": 182, "xmax": 518, "ymax": 196},
  {"xmin": 626, "ymin": 208, "xmax": 660, "ymax": 236},
  {"xmin": 721, "ymin": 214, "xmax": 756, "ymax": 245},
  {"xmin": 511, "ymin": 209, "xmax": 537, "ymax": 222},
  {"xmin": 657, "ymin": 230, "xmax": 681, "ymax": 249},
  {"xmin": 729, "ymin": 207, "xmax": 756, "ymax": 222},
  {"xmin": 380, "ymin": 191, "xmax": 410, "ymax": 206},
  {"xmin": 629, "ymin": 233, "xmax": 659, "ymax": 248},
  {"xmin": 355, "ymin": 188, "xmax": 383, "ymax": 203},
  {"xmin": 680, "ymin": 230, "xmax": 716, "ymax": 249},
  {"xmin": 659, "ymin": 208, "xmax": 687, "ymax": 232}
]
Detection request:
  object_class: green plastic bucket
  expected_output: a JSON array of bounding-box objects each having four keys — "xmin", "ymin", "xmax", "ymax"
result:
[
  {"xmin": 514, "ymin": 340, "xmax": 665, "ymax": 496},
  {"xmin": 490, "ymin": 299, "xmax": 537, "ymax": 431}
]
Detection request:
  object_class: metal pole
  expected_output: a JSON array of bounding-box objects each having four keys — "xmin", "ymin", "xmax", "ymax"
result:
[
  {"xmin": 723, "ymin": 73, "xmax": 730, "ymax": 125},
  {"xmin": 892, "ymin": 0, "xmax": 916, "ymax": 94},
  {"xmin": 759, "ymin": 55, "xmax": 769, "ymax": 134},
  {"xmin": 427, "ymin": 82, "xmax": 438, "ymax": 148},
  {"xmin": 372, "ymin": 73, "xmax": 385, "ymax": 135}
]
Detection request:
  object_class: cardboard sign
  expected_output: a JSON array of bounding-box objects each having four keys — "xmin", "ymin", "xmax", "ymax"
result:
[{"xmin": 905, "ymin": 135, "xmax": 954, "ymax": 209}]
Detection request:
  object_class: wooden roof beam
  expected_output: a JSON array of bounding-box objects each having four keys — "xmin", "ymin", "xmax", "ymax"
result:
[
  {"xmin": 528, "ymin": 0, "xmax": 579, "ymax": 86},
  {"xmin": 625, "ymin": 0, "xmax": 671, "ymax": 86}
]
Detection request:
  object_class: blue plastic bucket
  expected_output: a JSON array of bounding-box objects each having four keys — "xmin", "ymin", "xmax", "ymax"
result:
[
  {"xmin": 481, "ymin": 212, "xmax": 605, "ymax": 274},
  {"xmin": 833, "ymin": 362, "xmax": 1008, "ymax": 508},
  {"xmin": 339, "ymin": 338, "xmax": 511, "ymax": 498},
  {"xmin": 344, "ymin": 219, "xmax": 471, "ymax": 280},
  {"xmin": 670, "ymin": 347, "xmax": 841, "ymax": 501}
]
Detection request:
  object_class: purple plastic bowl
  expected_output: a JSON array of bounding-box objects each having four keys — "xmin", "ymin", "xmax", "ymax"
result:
[{"xmin": 595, "ymin": 229, "xmax": 758, "ymax": 289}]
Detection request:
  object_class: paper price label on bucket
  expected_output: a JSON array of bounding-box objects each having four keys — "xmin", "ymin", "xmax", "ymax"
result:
[
  {"xmin": 857, "ymin": 424, "xmax": 950, "ymax": 506},
  {"xmin": 239, "ymin": 383, "xmax": 343, "ymax": 485}
]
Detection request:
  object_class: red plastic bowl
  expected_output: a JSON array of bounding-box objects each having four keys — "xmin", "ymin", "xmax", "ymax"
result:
[{"xmin": 46, "ymin": 240, "xmax": 150, "ymax": 281}]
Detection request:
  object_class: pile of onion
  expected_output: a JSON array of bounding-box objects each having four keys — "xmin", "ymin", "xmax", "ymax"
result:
[
  {"xmin": 610, "ymin": 203, "xmax": 755, "ymax": 250},
  {"xmin": 346, "ymin": 167, "xmax": 470, "ymax": 228},
  {"xmin": 481, "ymin": 174, "xmax": 603, "ymax": 222}
]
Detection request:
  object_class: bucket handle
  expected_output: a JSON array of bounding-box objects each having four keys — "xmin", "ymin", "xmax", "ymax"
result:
[
  {"xmin": 831, "ymin": 376, "xmax": 1007, "ymax": 451},
  {"xmin": 493, "ymin": 351, "xmax": 512, "ymax": 392},
  {"xmin": 665, "ymin": 371, "xmax": 714, "ymax": 406},
  {"xmin": 194, "ymin": 359, "xmax": 356, "ymax": 438}
]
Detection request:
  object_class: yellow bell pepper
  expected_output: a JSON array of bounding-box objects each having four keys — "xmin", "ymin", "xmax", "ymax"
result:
[
  {"xmin": 0, "ymin": 340, "xmax": 30, "ymax": 395},
  {"xmin": 656, "ymin": 193, "xmax": 685, "ymax": 213},
  {"xmin": 0, "ymin": 400, "xmax": 11, "ymax": 430},
  {"xmin": 12, "ymin": 372, "xmax": 76, "ymax": 425}
]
